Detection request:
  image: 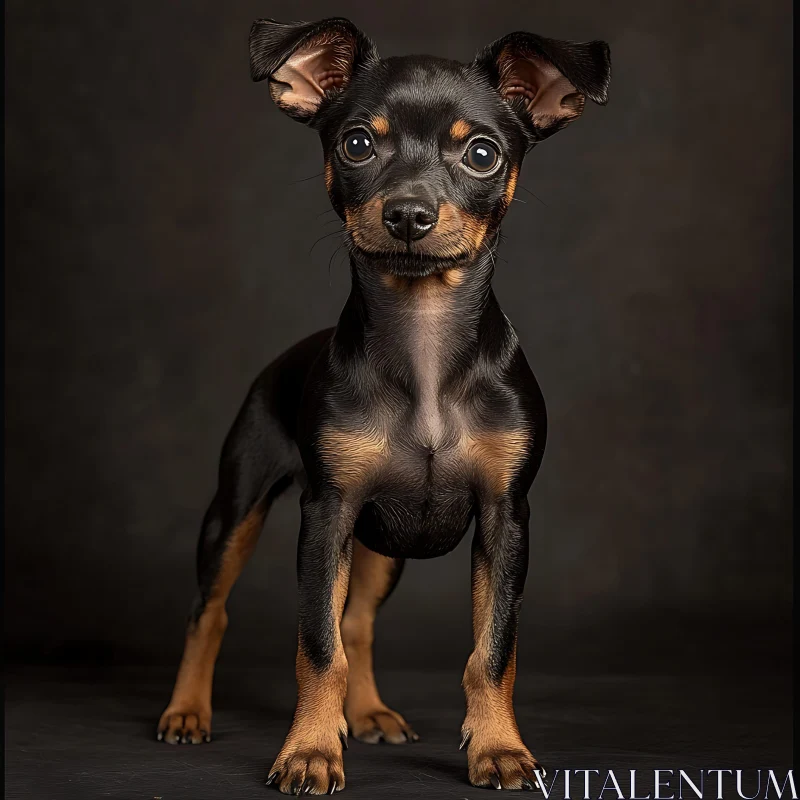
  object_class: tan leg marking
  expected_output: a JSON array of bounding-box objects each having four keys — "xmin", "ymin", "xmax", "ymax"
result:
[
  {"xmin": 462, "ymin": 559, "xmax": 543, "ymax": 790},
  {"xmin": 270, "ymin": 558, "xmax": 351, "ymax": 794},
  {"xmin": 158, "ymin": 504, "xmax": 266, "ymax": 744},
  {"xmin": 341, "ymin": 540, "xmax": 418, "ymax": 744}
]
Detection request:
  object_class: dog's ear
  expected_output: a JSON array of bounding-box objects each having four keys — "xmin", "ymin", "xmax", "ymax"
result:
[
  {"xmin": 473, "ymin": 32, "xmax": 610, "ymax": 142},
  {"xmin": 249, "ymin": 17, "xmax": 378, "ymax": 124}
]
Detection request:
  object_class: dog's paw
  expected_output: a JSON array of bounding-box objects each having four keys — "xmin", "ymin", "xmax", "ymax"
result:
[
  {"xmin": 347, "ymin": 706, "xmax": 419, "ymax": 745},
  {"xmin": 267, "ymin": 748, "xmax": 346, "ymax": 795},
  {"xmin": 156, "ymin": 706, "xmax": 211, "ymax": 745},
  {"xmin": 464, "ymin": 735, "xmax": 546, "ymax": 791}
]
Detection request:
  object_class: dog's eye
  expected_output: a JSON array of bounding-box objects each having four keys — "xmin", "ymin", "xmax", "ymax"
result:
[
  {"xmin": 463, "ymin": 141, "xmax": 499, "ymax": 173},
  {"xmin": 342, "ymin": 130, "xmax": 374, "ymax": 162}
]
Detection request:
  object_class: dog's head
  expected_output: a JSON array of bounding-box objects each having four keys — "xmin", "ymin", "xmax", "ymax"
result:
[{"xmin": 250, "ymin": 18, "xmax": 610, "ymax": 277}]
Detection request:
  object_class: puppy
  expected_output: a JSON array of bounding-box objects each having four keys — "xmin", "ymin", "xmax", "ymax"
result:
[{"xmin": 157, "ymin": 17, "xmax": 610, "ymax": 795}]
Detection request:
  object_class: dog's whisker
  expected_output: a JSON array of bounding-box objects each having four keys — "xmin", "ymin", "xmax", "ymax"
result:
[
  {"xmin": 327, "ymin": 241, "xmax": 349, "ymax": 285},
  {"xmin": 290, "ymin": 171, "xmax": 325, "ymax": 185},
  {"xmin": 518, "ymin": 185, "xmax": 548, "ymax": 207},
  {"xmin": 309, "ymin": 229, "xmax": 346, "ymax": 256},
  {"xmin": 480, "ymin": 238, "xmax": 496, "ymax": 262}
]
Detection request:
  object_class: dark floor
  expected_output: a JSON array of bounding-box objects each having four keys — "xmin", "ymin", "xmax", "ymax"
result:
[{"xmin": 4, "ymin": 666, "xmax": 794, "ymax": 800}]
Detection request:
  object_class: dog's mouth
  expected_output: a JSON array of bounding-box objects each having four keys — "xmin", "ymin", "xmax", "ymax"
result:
[{"xmin": 349, "ymin": 243, "xmax": 473, "ymax": 276}]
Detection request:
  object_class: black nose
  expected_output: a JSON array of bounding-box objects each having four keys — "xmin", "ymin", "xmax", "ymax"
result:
[{"xmin": 382, "ymin": 198, "xmax": 438, "ymax": 242}]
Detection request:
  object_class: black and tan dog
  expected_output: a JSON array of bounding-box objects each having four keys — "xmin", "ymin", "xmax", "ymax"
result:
[{"xmin": 157, "ymin": 17, "xmax": 610, "ymax": 794}]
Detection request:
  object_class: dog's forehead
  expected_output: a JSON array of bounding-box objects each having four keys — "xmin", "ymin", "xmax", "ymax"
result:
[{"xmin": 341, "ymin": 55, "xmax": 502, "ymax": 133}]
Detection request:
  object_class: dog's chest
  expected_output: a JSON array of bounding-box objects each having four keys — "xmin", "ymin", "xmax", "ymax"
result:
[
  {"xmin": 353, "ymin": 421, "xmax": 475, "ymax": 558},
  {"xmin": 316, "ymin": 285, "xmax": 530, "ymax": 556},
  {"xmin": 318, "ymin": 406, "xmax": 476, "ymax": 558}
]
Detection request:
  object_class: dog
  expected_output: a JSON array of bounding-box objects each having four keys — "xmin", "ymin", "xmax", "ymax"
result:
[{"xmin": 157, "ymin": 17, "xmax": 610, "ymax": 795}]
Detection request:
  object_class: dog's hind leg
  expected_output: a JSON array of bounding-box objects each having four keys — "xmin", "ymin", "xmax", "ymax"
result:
[
  {"xmin": 341, "ymin": 540, "xmax": 418, "ymax": 744},
  {"xmin": 156, "ymin": 374, "xmax": 300, "ymax": 744},
  {"xmin": 157, "ymin": 340, "xmax": 329, "ymax": 744},
  {"xmin": 156, "ymin": 330, "xmax": 332, "ymax": 744},
  {"xmin": 157, "ymin": 498, "xmax": 270, "ymax": 744}
]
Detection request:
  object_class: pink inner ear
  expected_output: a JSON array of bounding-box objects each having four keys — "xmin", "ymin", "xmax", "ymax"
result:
[
  {"xmin": 271, "ymin": 35, "xmax": 355, "ymax": 114},
  {"xmin": 502, "ymin": 83, "xmax": 538, "ymax": 104},
  {"xmin": 317, "ymin": 70, "xmax": 346, "ymax": 91},
  {"xmin": 498, "ymin": 47, "xmax": 585, "ymax": 130}
]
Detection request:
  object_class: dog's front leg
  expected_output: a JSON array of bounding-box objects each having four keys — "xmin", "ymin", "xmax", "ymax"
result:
[
  {"xmin": 461, "ymin": 495, "xmax": 545, "ymax": 791},
  {"xmin": 268, "ymin": 491, "xmax": 355, "ymax": 795}
]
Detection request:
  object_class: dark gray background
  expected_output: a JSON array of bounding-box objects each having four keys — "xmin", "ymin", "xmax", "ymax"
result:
[{"xmin": 5, "ymin": 0, "xmax": 792, "ymax": 674}]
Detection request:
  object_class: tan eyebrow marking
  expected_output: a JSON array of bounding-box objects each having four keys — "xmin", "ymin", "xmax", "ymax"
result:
[
  {"xmin": 450, "ymin": 119, "xmax": 471, "ymax": 141},
  {"xmin": 370, "ymin": 116, "xmax": 390, "ymax": 136}
]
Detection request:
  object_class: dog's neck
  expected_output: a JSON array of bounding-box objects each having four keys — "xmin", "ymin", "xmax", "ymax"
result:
[{"xmin": 332, "ymin": 245, "xmax": 516, "ymax": 401}]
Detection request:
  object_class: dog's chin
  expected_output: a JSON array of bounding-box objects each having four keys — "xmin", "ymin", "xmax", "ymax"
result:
[{"xmin": 351, "ymin": 245, "xmax": 471, "ymax": 278}]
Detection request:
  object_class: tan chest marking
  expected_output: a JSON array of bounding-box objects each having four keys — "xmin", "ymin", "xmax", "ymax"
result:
[
  {"xmin": 461, "ymin": 428, "xmax": 529, "ymax": 496},
  {"xmin": 319, "ymin": 424, "xmax": 527, "ymax": 497},
  {"xmin": 318, "ymin": 427, "xmax": 389, "ymax": 492}
]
